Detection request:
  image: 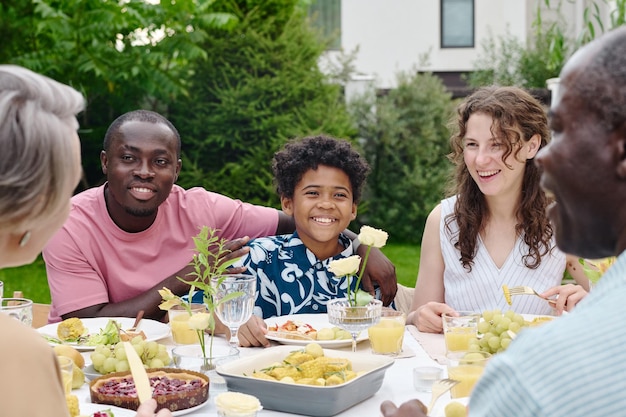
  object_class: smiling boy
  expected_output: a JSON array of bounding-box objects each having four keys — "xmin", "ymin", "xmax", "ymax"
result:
[{"xmin": 233, "ymin": 135, "xmax": 371, "ymax": 346}]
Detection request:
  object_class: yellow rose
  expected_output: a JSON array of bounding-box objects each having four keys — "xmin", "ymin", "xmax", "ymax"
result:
[
  {"xmin": 328, "ymin": 255, "xmax": 361, "ymax": 277},
  {"xmin": 358, "ymin": 225, "xmax": 388, "ymax": 248},
  {"xmin": 159, "ymin": 298, "xmax": 182, "ymax": 310},
  {"xmin": 158, "ymin": 287, "xmax": 182, "ymax": 310},
  {"xmin": 188, "ymin": 312, "xmax": 211, "ymax": 330},
  {"xmin": 158, "ymin": 287, "xmax": 176, "ymax": 300}
]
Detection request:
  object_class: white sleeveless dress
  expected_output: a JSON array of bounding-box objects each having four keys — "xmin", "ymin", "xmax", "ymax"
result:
[{"xmin": 440, "ymin": 196, "xmax": 566, "ymax": 315}]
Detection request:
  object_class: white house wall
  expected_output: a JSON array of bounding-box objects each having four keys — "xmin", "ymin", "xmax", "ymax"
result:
[{"xmin": 323, "ymin": 0, "xmax": 610, "ymax": 90}]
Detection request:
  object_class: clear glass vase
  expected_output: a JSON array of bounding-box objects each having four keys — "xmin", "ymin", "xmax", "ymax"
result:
[{"xmin": 172, "ymin": 342, "xmax": 239, "ymax": 395}]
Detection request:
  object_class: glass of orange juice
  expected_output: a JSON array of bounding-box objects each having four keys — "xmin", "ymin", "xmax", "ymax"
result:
[
  {"xmin": 446, "ymin": 350, "xmax": 491, "ymax": 398},
  {"xmin": 368, "ymin": 308, "xmax": 405, "ymax": 355},
  {"xmin": 442, "ymin": 311, "xmax": 479, "ymax": 352},
  {"xmin": 168, "ymin": 303, "xmax": 207, "ymax": 344},
  {"xmin": 57, "ymin": 355, "xmax": 74, "ymax": 394}
]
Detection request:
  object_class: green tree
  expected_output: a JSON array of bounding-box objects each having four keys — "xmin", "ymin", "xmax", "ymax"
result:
[
  {"xmin": 349, "ymin": 70, "xmax": 455, "ymax": 244},
  {"xmin": 171, "ymin": 0, "xmax": 355, "ymax": 207},
  {"xmin": 1, "ymin": 0, "xmax": 235, "ymax": 186}
]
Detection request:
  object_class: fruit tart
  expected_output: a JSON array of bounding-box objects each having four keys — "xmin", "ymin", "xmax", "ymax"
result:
[{"xmin": 90, "ymin": 368, "xmax": 209, "ymax": 412}]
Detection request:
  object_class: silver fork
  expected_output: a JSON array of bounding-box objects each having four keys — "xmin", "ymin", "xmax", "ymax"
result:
[
  {"xmin": 508, "ymin": 286, "xmax": 557, "ymax": 305},
  {"xmin": 428, "ymin": 378, "xmax": 460, "ymax": 413}
]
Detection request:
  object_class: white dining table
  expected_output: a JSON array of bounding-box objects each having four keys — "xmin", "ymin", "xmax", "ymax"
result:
[{"xmin": 76, "ymin": 324, "xmax": 450, "ymax": 417}]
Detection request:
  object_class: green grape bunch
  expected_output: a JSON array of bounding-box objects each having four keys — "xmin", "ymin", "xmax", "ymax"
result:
[
  {"xmin": 90, "ymin": 336, "xmax": 171, "ymax": 374},
  {"xmin": 468, "ymin": 309, "xmax": 528, "ymax": 355}
]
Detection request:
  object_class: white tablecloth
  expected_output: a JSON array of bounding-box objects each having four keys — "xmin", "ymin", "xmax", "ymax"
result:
[{"xmin": 77, "ymin": 325, "xmax": 449, "ymax": 416}]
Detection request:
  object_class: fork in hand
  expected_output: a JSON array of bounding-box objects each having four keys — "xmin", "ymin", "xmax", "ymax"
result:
[
  {"xmin": 507, "ymin": 286, "xmax": 557, "ymax": 306},
  {"xmin": 428, "ymin": 378, "xmax": 460, "ymax": 413}
]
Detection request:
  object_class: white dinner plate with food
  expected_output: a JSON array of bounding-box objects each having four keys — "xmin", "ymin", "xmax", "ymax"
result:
[
  {"xmin": 38, "ymin": 317, "xmax": 170, "ymax": 351},
  {"xmin": 79, "ymin": 401, "xmax": 208, "ymax": 417},
  {"xmin": 265, "ymin": 313, "xmax": 368, "ymax": 348},
  {"xmin": 79, "ymin": 402, "xmax": 135, "ymax": 417},
  {"xmin": 522, "ymin": 314, "xmax": 556, "ymax": 326}
]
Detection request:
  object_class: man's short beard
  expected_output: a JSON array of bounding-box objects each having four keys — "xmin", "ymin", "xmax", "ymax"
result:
[{"xmin": 125, "ymin": 206, "xmax": 157, "ymax": 217}]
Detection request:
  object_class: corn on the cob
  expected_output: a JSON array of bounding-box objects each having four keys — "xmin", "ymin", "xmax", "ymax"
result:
[
  {"xmin": 267, "ymin": 365, "xmax": 301, "ymax": 380},
  {"xmin": 284, "ymin": 351, "xmax": 314, "ymax": 365},
  {"xmin": 251, "ymin": 343, "xmax": 354, "ymax": 385},
  {"xmin": 66, "ymin": 394, "xmax": 80, "ymax": 417},
  {"xmin": 251, "ymin": 371, "xmax": 277, "ymax": 381},
  {"xmin": 502, "ymin": 285, "xmax": 512, "ymax": 305}
]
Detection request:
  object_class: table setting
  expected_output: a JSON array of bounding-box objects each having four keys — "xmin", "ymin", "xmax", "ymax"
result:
[{"xmin": 42, "ymin": 313, "xmax": 456, "ymax": 417}]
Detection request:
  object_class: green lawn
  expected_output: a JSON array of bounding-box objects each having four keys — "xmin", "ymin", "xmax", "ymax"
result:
[
  {"xmin": 0, "ymin": 244, "xmax": 420, "ymax": 304},
  {"xmin": 381, "ymin": 243, "xmax": 420, "ymax": 288},
  {"xmin": 0, "ymin": 256, "xmax": 51, "ymax": 303}
]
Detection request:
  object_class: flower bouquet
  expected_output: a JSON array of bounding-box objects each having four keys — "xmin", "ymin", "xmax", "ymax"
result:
[
  {"xmin": 159, "ymin": 226, "xmax": 243, "ymax": 372},
  {"xmin": 327, "ymin": 225, "xmax": 388, "ymax": 351}
]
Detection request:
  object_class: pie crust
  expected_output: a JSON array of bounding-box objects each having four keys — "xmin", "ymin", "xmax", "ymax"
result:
[{"xmin": 89, "ymin": 367, "xmax": 209, "ymax": 412}]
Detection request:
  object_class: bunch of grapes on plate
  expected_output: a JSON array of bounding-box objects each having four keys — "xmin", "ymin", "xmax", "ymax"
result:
[
  {"xmin": 469, "ymin": 310, "xmax": 528, "ymax": 355},
  {"xmin": 90, "ymin": 336, "xmax": 171, "ymax": 374}
]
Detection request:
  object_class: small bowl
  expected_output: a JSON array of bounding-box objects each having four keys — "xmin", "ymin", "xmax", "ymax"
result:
[
  {"xmin": 413, "ymin": 366, "xmax": 443, "ymax": 392},
  {"xmin": 215, "ymin": 392, "xmax": 262, "ymax": 417}
]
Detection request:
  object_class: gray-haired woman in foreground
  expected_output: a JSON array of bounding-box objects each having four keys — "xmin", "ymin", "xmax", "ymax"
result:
[{"xmin": 0, "ymin": 64, "xmax": 172, "ymax": 417}]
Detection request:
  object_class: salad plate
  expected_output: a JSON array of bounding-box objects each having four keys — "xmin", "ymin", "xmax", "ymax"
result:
[
  {"xmin": 37, "ymin": 317, "xmax": 170, "ymax": 351},
  {"xmin": 265, "ymin": 313, "xmax": 368, "ymax": 348}
]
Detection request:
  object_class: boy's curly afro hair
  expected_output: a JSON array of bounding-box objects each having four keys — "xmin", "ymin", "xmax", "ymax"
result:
[{"xmin": 272, "ymin": 135, "xmax": 370, "ymax": 203}]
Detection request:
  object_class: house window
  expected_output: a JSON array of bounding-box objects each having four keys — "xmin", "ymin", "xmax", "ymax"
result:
[
  {"xmin": 308, "ymin": 0, "xmax": 341, "ymax": 50},
  {"xmin": 441, "ymin": 0, "xmax": 474, "ymax": 48}
]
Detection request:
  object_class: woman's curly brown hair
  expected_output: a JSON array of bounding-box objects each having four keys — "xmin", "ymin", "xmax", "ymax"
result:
[
  {"xmin": 446, "ymin": 86, "xmax": 553, "ymax": 271},
  {"xmin": 272, "ymin": 135, "xmax": 370, "ymax": 203}
]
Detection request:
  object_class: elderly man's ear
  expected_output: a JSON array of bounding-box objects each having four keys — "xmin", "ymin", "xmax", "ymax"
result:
[{"xmin": 615, "ymin": 123, "xmax": 626, "ymax": 179}]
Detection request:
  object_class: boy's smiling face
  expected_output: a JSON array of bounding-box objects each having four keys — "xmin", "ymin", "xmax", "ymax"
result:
[{"xmin": 281, "ymin": 165, "xmax": 357, "ymax": 260}]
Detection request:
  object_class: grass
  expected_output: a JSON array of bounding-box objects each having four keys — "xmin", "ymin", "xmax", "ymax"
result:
[
  {"xmin": 380, "ymin": 243, "xmax": 420, "ymax": 288},
  {"xmin": 0, "ymin": 244, "xmax": 420, "ymax": 304},
  {"xmin": 0, "ymin": 256, "xmax": 51, "ymax": 303}
]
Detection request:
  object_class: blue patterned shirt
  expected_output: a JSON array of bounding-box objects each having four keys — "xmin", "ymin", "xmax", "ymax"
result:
[
  {"xmin": 231, "ymin": 231, "xmax": 357, "ymax": 319},
  {"xmin": 469, "ymin": 250, "xmax": 626, "ymax": 416}
]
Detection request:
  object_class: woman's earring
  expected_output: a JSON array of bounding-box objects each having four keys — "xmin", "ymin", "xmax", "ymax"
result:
[{"xmin": 19, "ymin": 231, "xmax": 31, "ymax": 247}]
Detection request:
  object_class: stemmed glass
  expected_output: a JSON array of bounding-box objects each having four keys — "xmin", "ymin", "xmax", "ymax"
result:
[
  {"xmin": 211, "ymin": 274, "xmax": 257, "ymax": 355},
  {"xmin": 327, "ymin": 298, "xmax": 383, "ymax": 352}
]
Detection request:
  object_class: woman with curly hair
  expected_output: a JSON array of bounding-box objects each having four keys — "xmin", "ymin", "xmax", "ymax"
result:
[
  {"xmin": 233, "ymin": 134, "xmax": 372, "ymax": 346},
  {"xmin": 407, "ymin": 86, "xmax": 589, "ymax": 333}
]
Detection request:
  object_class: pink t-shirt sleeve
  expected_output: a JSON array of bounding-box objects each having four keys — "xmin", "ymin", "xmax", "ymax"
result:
[
  {"xmin": 43, "ymin": 226, "xmax": 111, "ymax": 321},
  {"xmin": 183, "ymin": 187, "xmax": 279, "ymax": 240}
]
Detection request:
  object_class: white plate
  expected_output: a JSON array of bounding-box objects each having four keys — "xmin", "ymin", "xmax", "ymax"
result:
[
  {"xmin": 83, "ymin": 364, "xmax": 101, "ymax": 381},
  {"xmin": 38, "ymin": 317, "xmax": 170, "ymax": 351},
  {"xmin": 522, "ymin": 314, "xmax": 556, "ymax": 325},
  {"xmin": 431, "ymin": 396, "xmax": 469, "ymax": 417},
  {"xmin": 170, "ymin": 400, "xmax": 210, "ymax": 416},
  {"xmin": 79, "ymin": 400, "xmax": 209, "ymax": 417},
  {"xmin": 79, "ymin": 402, "xmax": 134, "ymax": 417},
  {"xmin": 265, "ymin": 313, "xmax": 368, "ymax": 348}
]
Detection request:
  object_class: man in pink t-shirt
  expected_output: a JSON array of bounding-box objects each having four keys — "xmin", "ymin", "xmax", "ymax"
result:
[{"xmin": 43, "ymin": 110, "xmax": 397, "ymax": 323}]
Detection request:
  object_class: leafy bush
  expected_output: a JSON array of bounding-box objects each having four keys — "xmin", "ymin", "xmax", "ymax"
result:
[
  {"xmin": 171, "ymin": 0, "xmax": 355, "ymax": 207},
  {"xmin": 467, "ymin": 0, "xmax": 626, "ymax": 89},
  {"xmin": 349, "ymin": 70, "xmax": 455, "ymax": 244}
]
